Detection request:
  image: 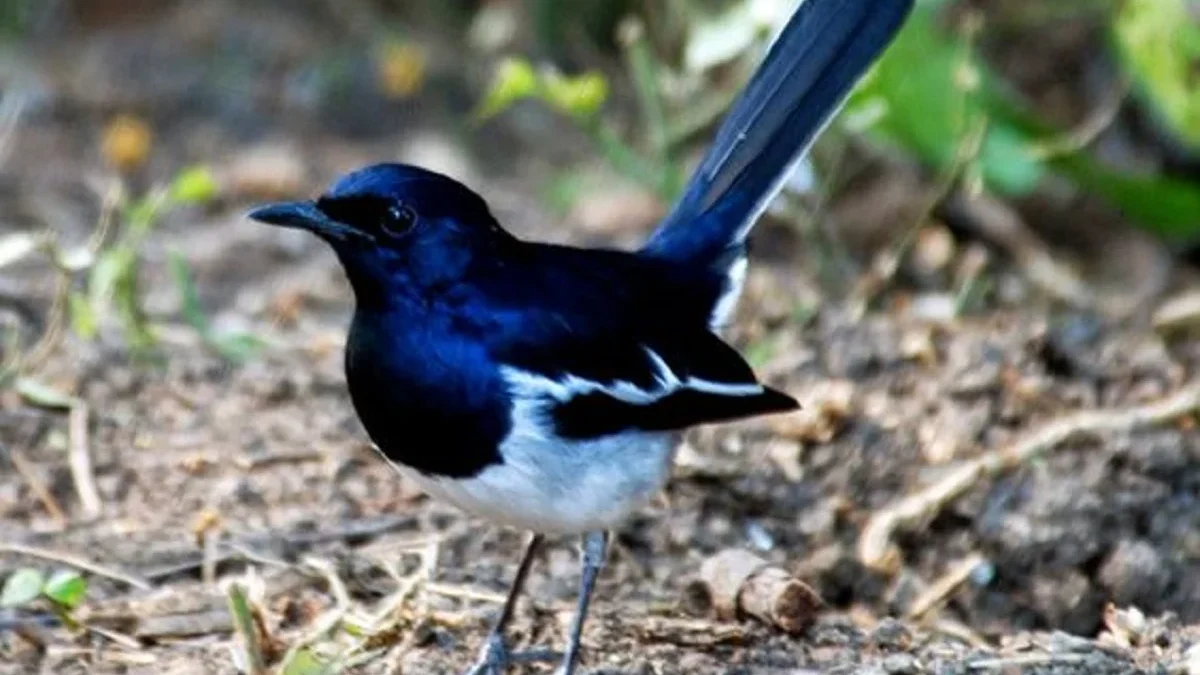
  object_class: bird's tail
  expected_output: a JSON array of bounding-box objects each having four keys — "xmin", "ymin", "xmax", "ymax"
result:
[{"xmin": 640, "ymin": 0, "xmax": 913, "ymax": 323}]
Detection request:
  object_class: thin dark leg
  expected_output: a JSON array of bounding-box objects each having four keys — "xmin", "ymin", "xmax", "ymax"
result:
[
  {"xmin": 492, "ymin": 532, "xmax": 544, "ymax": 635},
  {"xmin": 557, "ymin": 530, "xmax": 609, "ymax": 675},
  {"xmin": 466, "ymin": 533, "xmax": 556, "ymax": 675}
]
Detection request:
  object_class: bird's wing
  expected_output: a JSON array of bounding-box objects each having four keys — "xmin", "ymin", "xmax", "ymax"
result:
[
  {"xmin": 462, "ymin": 244, "xmax": 798, "ymax": 441},
  {"xmin": 522, "ymin": 332, "xmax": 798, "ymax": 440},
  {"xmin": 491, "ymin": 316, "xmax": 798, "ymax": 440}
]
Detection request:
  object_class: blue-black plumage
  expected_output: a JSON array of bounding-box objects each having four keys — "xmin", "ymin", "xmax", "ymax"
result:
[{"xmin": 248, "ymin": 2, "xmax": 913, "ymax": 672}]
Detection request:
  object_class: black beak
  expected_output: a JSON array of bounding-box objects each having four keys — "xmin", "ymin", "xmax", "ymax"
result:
[{"xmin": 247, "ymin": 201, "xmax": 372, "ymax": 242}]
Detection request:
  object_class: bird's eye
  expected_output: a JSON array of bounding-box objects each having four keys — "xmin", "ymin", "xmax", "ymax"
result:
[{"xmin": 383, "ymin": 204, "xmax": 418, "ymax": 237}]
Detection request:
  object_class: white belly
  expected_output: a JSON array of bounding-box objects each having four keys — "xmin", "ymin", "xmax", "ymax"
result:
[{"xmin": 382, "ymin": 431, "xmax": 678, "ymax": 534}]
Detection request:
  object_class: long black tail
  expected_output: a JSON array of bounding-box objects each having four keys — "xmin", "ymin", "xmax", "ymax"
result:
[{"xmin": 640, "ymin": 0, "xmax": 913, "ymax": 325}]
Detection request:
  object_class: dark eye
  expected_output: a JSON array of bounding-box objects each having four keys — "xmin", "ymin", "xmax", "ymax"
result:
[{"xmin": 383, "ymin": 204, "xmax": 417, "ymax": 237}]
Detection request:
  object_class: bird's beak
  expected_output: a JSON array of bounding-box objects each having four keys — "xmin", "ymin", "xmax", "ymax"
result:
[{"xmin": 247, "ymin": 201, "xmax": 373, "ymax": 242}]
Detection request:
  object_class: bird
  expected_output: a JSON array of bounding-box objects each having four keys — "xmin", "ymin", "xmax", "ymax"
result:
[{"xmin": 249, "ymin": 0, "xmax": 913, "ymax": 672}]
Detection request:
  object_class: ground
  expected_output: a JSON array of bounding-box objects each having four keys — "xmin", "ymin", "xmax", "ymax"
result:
[{"xmin": 2, "ymin": 2, "xmax": 1200, "ymax": 674}]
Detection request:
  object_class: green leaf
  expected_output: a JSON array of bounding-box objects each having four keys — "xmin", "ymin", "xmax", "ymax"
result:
[
  {"xmin": 170, "ymin": 252, "xmax": 263, "ymax": 364},
  {"xmin": 1112, "ymin": 0, "xmax": 1200, "ymax": 149},
  {"xmin": 169, "ymin": 165, "xmax": 219, "ymax": 205},
  {"xmin": 226, "ymin": 582, "xmax": 266, "ymax": 675},
  {"xmin": 15, "ymin": 378, "xmax": 77, "ymax": 409},
  {"xmin": 540, "ymin": 70, "xmax": 609, "ymax": 120},
  {"xmin": 474, "ymin": 57, "xmax": 539, "ymax": 120},
  {"xmin": 169, "ymin": 252, "xmax": 211, "ymax": 335},
  {"xmin": 281, "ymin": 648, "xmax": 332, "ymax": 675},
  {"xmin": 1, "ymin": 568, "xmax": 45, "ymax": 608},
  {"xmin": 841, "ymin": 2, "xmax": 1046, "ymax": 196},
  {"xmin": 209, "ymin": 333, "xmax": 265, "ymax": 365},
  {"xmin": 124, "ymin": 196, "xmax": 161, "ymax": 233},
  {"xmin": 67, "ymin": 291, "xmax": 98, "ymax": 340},
  {"xmin": 474, "ymin": 57, "xmax": 608, "ymax": 122},
  {"xmin": 840, "ymin": 1, "xmax": 1200, "ymax": 242},
  {"xmin": 88, "ymin": 246, "xmax": 135, "ymax": 310},
  {"xmin": 43, "ymin": 570, "xmax": 87, "ymax": 609},
  {"xmin": 978, "ymin": 124, "xmax": 1044, "ymax": 196},
  {"xmin": 1052, "ymin": 153, "xmax": 1200, "ymax": 242}
]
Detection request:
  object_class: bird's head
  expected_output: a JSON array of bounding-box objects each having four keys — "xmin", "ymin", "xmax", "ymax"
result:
[{"xmin": 249, "ymin": 163, "xmax": 514, "ymax": 304}]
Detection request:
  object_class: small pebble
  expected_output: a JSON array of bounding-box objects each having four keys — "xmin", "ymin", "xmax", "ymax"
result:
[
  {"xmin": 969, "ymin": 559, "xmax": 996, "ymax": 587},
  {"xmin": 745, "ymin": 520, "xmax": 775, "ymax": 552},
  {"xmin": 1185, "ymin": 643, "xmax": 1200, "ymax": 675},
  {"xmin": 882, "ymin": 653, "xmax": 921, "ymax": 675},
  {"xmin": 869, "ymin": 617, "xmax": 913, "ymax": 651},
  {"xmin": 1097, "ymin": 539, "xmax": 1169, "ymax": 607},
  {"xmin": 907, "ymin": 293, "xmax": 957, "ymax": 323},
  {"xmin": 914, "ymin": 224, "xmax": 956, "ymax": 271}
]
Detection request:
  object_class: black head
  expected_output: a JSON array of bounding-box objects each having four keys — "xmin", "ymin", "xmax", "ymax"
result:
[{"xmin": 249, "ymin": 163, "xmax": 515, "ymax": 302}]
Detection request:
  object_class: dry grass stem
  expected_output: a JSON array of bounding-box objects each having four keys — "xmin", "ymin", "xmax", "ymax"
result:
[
  {"xmin": 8, "ymin": 446, "xmax": 68, "ymax": 527},
  {"xmin": 68, "ymin": 401, "xmax": 104, "ymax": 520},
  {"xmin": 905, "ymin": 554, "xmax": 987, "ymax": 621},
  {"xmin": 0, "ymin": 542, "xmax": 151, "ymax": 590},
  {"xmin": 860, "ymin": 383, "xmax": 1200, "ymax": 571}
]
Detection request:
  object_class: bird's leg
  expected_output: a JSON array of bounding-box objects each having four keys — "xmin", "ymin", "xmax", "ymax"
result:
[
  {"xmin": 465, "ymin": 533, "xmax": 557, "ymax": 675},
  {"xmin": 556, "ymin": 530, "xmax": 609, "ymax": 675}
]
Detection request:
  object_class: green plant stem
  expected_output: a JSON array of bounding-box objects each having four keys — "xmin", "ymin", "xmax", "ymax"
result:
[
  {"xmin": 582, "ymin": 119, "xmax": 672, "ymax": 198},
  {"xmin": 620, "ymin": 17, "xmax": 681, "ymax": 197},
  {"xmin": 226, "ymin": 583, "xmax": 267, "ymax": 675}
]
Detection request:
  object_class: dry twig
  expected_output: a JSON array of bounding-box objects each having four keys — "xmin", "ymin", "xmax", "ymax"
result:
[
  {"xmin": 697, "ymin": 548, "xmax": 823, "ymax": 634},
  {"xmin": 967, "ymin": 654, "xmax": 1092, "ymax": 669},
  {"xmin": 939, "ymin": 191, "xmax": 1091, "ymax": 308},
  {"xmin": 859, "ymin": 383, "xmax": 1200, "ymax": 571},
  {"xmin": 0, "ymin": 542, "xmax": 151, "ymax": 590},
  {"xmin": 905, "ymin": 554, "xmax": 987, "ymax": 621},
  {"xmin": 424, "ymin": 582, "xmax": 510, "ymax": 606},
  {"xmin": 7, "ymin": 446, "xmax": 68, "ymax": 527},
  {"xmin": 46, "ymin": 645, "xmax": 157, "ymax": 666},
  {"xmin": 1029, "ymin": 74, "xmax": 1130, "ymax": 160}
]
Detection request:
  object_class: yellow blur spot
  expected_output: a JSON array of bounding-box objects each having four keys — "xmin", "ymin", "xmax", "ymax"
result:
[
  {"xmin": 101, "ymin": 114, "xmax": 152, "ymax": 171},
  {"xmin": 375, "ymin": 42, "xmax": 427, "ymax": 99},
  {"xmin": 542, "ymin": 70, "xmax": 608, "ymax": 119}
]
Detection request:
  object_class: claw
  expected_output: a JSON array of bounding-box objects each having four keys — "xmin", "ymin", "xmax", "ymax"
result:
[{"xmin": 463, "ymin": 633, "xmax": 558, "ymax": 675}]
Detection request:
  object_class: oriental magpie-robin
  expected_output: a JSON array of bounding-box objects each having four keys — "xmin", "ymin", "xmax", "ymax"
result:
[{"xmin": 250, "ymin": 1, "xmax": 912, "ymax": 672}]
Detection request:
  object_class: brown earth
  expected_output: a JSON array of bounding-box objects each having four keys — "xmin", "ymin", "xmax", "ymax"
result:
[{"xmin": 2, "ymin": 2, "xmax": 1200, "ymax": 674}]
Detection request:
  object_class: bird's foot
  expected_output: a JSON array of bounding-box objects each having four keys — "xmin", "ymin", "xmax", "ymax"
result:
[{"xmin": 464, "ymin": 632, "xmax": 558, "ymax": 675}]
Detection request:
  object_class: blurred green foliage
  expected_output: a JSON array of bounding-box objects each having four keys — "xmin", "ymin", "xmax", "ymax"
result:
[
  {"xmin": 1112, "ymin": 0, "xmax": 1200, "ymax": 150},
  {"xmin": 0, "ymin": 0, "xmax": 38, "ymax": 40},
  {"xmin": 0, "ymin": 165, "xmax": 262, "ymax": 384},
  {"xmin": 846, "ymin": 0, "xmax": 1200, "ymax": 241},
  {"xmin": 66, "ymin": 166, "xmax": 261, "ymax": 363},
  {"xmin": 485, "ymin": 0, "xmax": 1200, "ymax": 242},
  {"xmin": 844, "ymin": 3, "xmax": 1046, "ymax": 197}
]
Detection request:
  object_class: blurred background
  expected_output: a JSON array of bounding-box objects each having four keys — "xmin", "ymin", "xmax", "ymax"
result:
[{"xmin": 2, "ymin": 1, "xmax": 1200, "ymax": 673}]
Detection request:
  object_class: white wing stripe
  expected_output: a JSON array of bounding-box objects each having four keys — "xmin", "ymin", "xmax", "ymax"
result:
[
  {"xmin": 643, "ymin": 348, "xmax": 762, "ymax": 397},
  {"xmin": 501, "ymin": 347, "xmax": 762, "ymax": 408}
]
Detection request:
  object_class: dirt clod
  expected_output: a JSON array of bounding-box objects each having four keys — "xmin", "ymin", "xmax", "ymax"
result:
[{"xmin": 1096, "ymin": 540, "xmax": 1170, "ymax": 608}]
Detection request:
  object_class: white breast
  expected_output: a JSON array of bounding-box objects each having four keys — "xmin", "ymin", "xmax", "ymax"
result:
[
  {"xmin": 373, "ymin": 360, "xmax": 707, "ymax": 534},
  {"xmin": 388, "ymin": 429, "xmax": 677, "ymax": 534}
]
